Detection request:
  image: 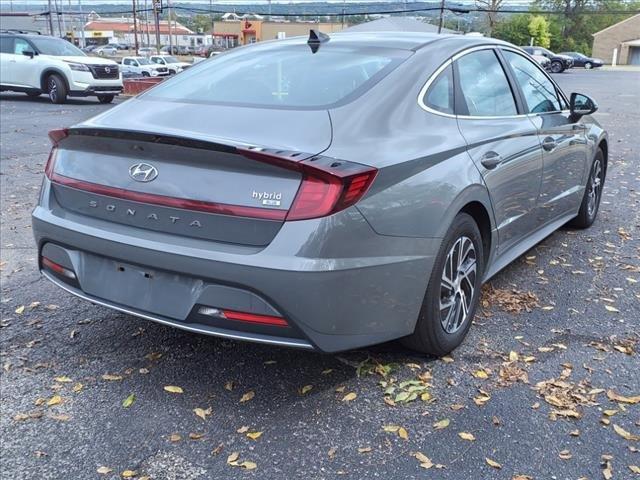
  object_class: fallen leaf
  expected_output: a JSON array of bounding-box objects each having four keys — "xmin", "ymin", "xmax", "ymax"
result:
[
  {"xmin": 46, "ymin": 395, "xmax": 61, "ymax": 407},
  {"xmin": 121, "ymin": 471, "xmax": 137, "ymax": 478},
  {"xmin": 122, "ymin": 394, "xmax": 135, "ymax": 408},
  {"xmin": 608, "ymin": 390, "xmax": 640, "ymax": 404},
  {"xmin": 54, "ymin": 376, "xmax": 72, "ymax": 383},
  {"xmin": 169, "ymin": 433, "xmax": 181, "ymax": 442},
  {"xmin": 239, "ymin": 461, "xmax": 257, "ymax": 470},
  {"xmin": 628, "ymin": 465, "xmax": 640, "ymax": 474},
  {"xmin": 458, "ymin": 432, "xmax": 475, "ymax": 441},
  {"xmin": 342, "ymin": 392, "xmax": 357, "ymax": 402},
  {"xmin": 414, "ymin": 451, "xmax": 434, "ymax": 469},
  {"xmin": 163, "ymin": 385, "xmax": 183, "ymax": 394},
  {"xmin": 237, "ymin": 426, "xmax": 249, "ymax": 433},
  {"xmin": 97, "ymin": 466, "xmax": 112, "ymax": 474},
  {"xmin": 559, "ymin": 449, "xmax": 572, "ymax": 460},
  {"xmin": 398, "ymin": 427, "xmax": 409, "ymax": 440},
  {"xmin": 357, "ymin": 446, "xmax": 372, "ymax": 453},
  {"xmin": 300, "ymin": 385, "xmax": 313, "ymax": 395},
  {"xmin": 102, "ymin": 374, "xmax": 123, "ymax": 381},
  {"xmin": 189, "ymin": 432, "xmax": 204, "ymax": 440},
  {"xmin": 473, "ymin": 369, "xmax": 489, "ymax": 379},
  {"xmin": 240, "ymin": 391, "xmax": 255, "ymax": 403},
  {"xmin": 246, "ymin": 431, "xmax": 263, "ymax": 440},
  {"xmin": 614, "ymin": 424, "xmax": 640, "ymax": 441},
  {"xmin": 193, "ymin": 407, "xmax": 212, "ymax": 421},
  {"xmin": 605, "ymin": 305, "xmax": 620, "ymax": 313},
  {"xmin": 486, "ymin": 457, "xmax": 502, "ymax": 469},
  {"xmin": 433, "ymin": 418, "xmax": 450, "ymax": 430},
  {"xmin": 72, "ymin": 383, "xmax": 83, "ymax": 393},
  {"xmin": 15, "ymin": 306, "xmax": 25, "ymax": 314}
]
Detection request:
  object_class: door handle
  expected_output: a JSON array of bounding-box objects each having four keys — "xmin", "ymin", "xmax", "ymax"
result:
[
  {"xmin": 542, "ymin": 137, "xmax": 557, "ymax": 151},
  {"xmin": 480, "ymin": 151, "xmax": 503, "ymax": 169}
]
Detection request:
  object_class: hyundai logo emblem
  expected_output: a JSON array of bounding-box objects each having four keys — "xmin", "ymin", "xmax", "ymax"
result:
[{"xmin": 129, "ymin": 162, "xmax": 158, "ymax": 182}]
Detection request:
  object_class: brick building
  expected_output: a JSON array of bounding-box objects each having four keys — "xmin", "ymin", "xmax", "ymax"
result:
[{"xmin": 592, "ymin": 14, "xmax": 640, "ymax": 65}]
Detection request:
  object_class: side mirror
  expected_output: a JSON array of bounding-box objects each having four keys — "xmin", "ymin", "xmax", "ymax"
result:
[
  {"xmin": 22, "ymin": 50, "xmax": 36, "ymax": 59},
  {"xmin": 570, "ymin": 92, "xmax": 598, "ymax": 120}
]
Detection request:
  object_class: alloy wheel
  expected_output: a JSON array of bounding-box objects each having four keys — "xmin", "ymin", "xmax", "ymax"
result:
[
  {"xmin": 585, "ymin": 62, "xmax": 592, "ymax": 69},
  {"xmin": 439, "ymin": 236, "xmax": 477, "ymax": 334},
  {"xmin": 550, "ymin": 62, "xmax": 562, "ymax": 73},
  {"xmin": 48, "ymin": 78, "xmax": 57, "ymax": 102},
  {"xmin": 586, "ymin": 158, "xmax": 602, "ymax": 217}
]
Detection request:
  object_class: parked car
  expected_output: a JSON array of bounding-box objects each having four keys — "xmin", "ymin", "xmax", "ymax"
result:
[
  {"xmin": 521, "ymin": 46, "xmax": 574, "ymax": 73},
  {"xmin": 93, "ymin": 45, "xmax": 118, "ymax": 57},
  {"xmin": 114, "ymin": 43, "xmax": 130, "ymax": 51},
  {"xmin": 178, "ymin": 45, "xmax": 194, "ymax": 55},
  {"xmin": 559, "ymin": 52, "xmax": 604, "ymax": 69},
  {"xmin": 160, "ymin": 45, "xmax": 181, "ymax": 55},
  {"xmin": 81, "ymin": 44, "xmax": 97, "ymax": 53},
  {"xmin": 120, "ymin": 56, "xmax": 169, "ymax": 77},
  {"xmin": 0, "ymin": 32, "xmax": 122, "ymax": 103},
  {"xmin": 531, "ymin": 54, "xmax": 550, "ymax": 70},
  {"xmin": 149, "ymin": 55, "xmax": 191, "ymax": 74},
  {"xmin": 33, "ymin": 34, "xmax": 607, "ymax": 356},
  {"xmin": 138, "ymin": 47, "xmax": 158, "ymax": 56}
]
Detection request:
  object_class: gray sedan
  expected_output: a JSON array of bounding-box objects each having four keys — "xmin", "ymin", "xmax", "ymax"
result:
[{"xmin": 33, "ymin": 32, "xmax": 607, "ymax": 356}]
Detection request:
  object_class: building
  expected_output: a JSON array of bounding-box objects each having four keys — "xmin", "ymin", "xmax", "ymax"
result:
[
  {"xmin": 344, "ymin": 16, "xmax": 459, "ymax": 35},
  {"xmin": 592, "ymin": 14, "xmax": 640, "ymax": 65},
  {"xmin": 209, "ymin": 20, "xmax": 344, "ymax": 48},
  {"xmin": 84, "ymin": 17, "xmax": 211, "ymax": 49}
]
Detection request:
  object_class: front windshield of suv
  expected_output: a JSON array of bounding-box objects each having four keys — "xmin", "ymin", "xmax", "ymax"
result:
[
  {"xmin": 30, "ymin": 36, "xmax": 85, "ymax": 56},
  {"xmin": 136, "ymin": 57, "xmax": 152, "ymax": 65},
  {"xmin": 145, "ymin": 44, "xmax": 409, "ymax": 108},
  {"xmin": 164, "ymin": 56, "xmax": 179, "ymax": 63}
]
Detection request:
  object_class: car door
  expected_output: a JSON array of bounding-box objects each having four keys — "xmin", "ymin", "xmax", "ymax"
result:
[
  {"xmin": 501, "ymin": 49, "xmax": 588, "ymax": 224},
  {"xmin": 0, "ymin": 36, "xmax": 16, "ymax": 85},
  {"xmin": 454, "ymin": 48, "xmax": 544, "ymax": 255},
  {"xmin": 11, "ymin": 37, "xmax": 40, "ymax": 88}
]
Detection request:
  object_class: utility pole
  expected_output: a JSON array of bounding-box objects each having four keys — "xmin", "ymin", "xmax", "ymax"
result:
[
  {"xmin": 54, "ymin": 0, "xmax": 63, "ymax": 37},
  {"xmin": 168, "ymin": 0, "xmax": 173, "ymax": 54},
  {"xmin": 47, "ymin": 0, "xmax": 55, "ymax": 36},
  {"xmin": 132, "ymin": 0, "xmax": 140, "ymax": 55},
  {"xmin": 153, "ymin": 0, "xmax": 161, "ymax": 52},
  {"xmin": 437, "ymin": 0, "xmax": 445, "ymax": 34},
  {"xmin": 78, "ymin": 0, "xmax": 85, "ymax": 48},
  {"xmin": 144, "ymin": 0, "xmax": 151, "ymax": 47}
]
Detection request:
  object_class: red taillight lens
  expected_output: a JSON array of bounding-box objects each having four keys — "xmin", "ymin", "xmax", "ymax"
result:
[
  {"xmin": 238, "ymin": 148, "xmax": 377, "ymax": 221},
  {"xmin": 45, "ymin": 128, "xmax": 69, "ymax": 178}
]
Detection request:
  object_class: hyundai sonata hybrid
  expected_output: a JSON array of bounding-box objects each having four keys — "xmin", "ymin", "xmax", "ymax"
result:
[{"xmin": 33, "ymin": 32, "xmax": 607, "ymax": 355}]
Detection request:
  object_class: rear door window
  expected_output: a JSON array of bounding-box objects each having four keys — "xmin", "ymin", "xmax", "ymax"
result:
[
  {"xmin": 456, "ymin": 49, "xmax": 518, "ymax": 117},
  {"xmin": 144, "ymin": 44, "xmax": 411, "ymax": 109},
  {"xmin": 0, "ymin": 37, "xmax": 13, "ymax": 54},
  {"xmin": 503, "ymin": 51, "xmax": 561, "ymax": 113}
]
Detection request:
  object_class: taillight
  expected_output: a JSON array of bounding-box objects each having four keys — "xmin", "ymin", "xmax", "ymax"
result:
[
  {"xmin": 239, "ymin": 148, "xmax": 377, "ymax": 221},
  {"xmin": 44, "ymin": 128, "xmax": 69, "ymax": 178}
]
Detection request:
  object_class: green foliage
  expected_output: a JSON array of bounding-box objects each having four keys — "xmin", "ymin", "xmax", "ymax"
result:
[
  {"xmin": 528, "ymin": 15, "xmax": 551, "ymax": 48},
  {"xmin": 492, "ymin": 14, "xmax": 533, "ymax": 46}
]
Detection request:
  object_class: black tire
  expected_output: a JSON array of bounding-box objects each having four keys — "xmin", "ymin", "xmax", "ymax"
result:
[
  {"xmin": 401, "ymin": 213, "xmax": 484, "ymax": 356},
  {"xmin": 550, "ymin": 61, "xmax": 564, "ymax": 73},
  {"xmin": 568, "ymin": 148, "xmax": 605, "ymax": 228},
  {"xmin": 169, "ymin": 69, "xmax": 176, "ymax": 75},
  {"xmin": 26, "ymin": 91, "xmax": 41, "ymax": 98},
  {"xmin": 46, "ymin": 74, "xmax": 67, "ymax": 104},
  {"xmin": 142, "ymin": 71, "xmax": 150, "ymax": 77},
  {"xmin": 97, "ymin": 94, "xmax": 114, "ymax": 104}
]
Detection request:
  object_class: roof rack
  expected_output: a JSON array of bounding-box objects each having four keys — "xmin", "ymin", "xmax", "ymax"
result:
[{"xmin": 0, "ymin": 29, "xmax": 42, "ymax": 35}]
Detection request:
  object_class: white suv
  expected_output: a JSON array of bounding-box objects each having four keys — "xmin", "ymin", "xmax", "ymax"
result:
[
  {"xmin": 0, "ymin": 32, "xmax": 123, "ymax": 104},
  {"xmin": 149, "ymin": 55, "xmax": 191, "ymax": 74},
  {"xmin": 121, "ymin": 56, "xmax": 170, "ymax": 77}
]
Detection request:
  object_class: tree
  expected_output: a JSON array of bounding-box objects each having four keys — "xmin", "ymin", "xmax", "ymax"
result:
[
  {"xmin": 528, "ymin": 15, "xmax": 551, "ymax": 47},
  {"xmin": 476, "ymin": 0, "xmax": 505, "ymax": 35},
  {"xmin": 492, "ymin": 14, "xmax": 532, "ymax": 46}
]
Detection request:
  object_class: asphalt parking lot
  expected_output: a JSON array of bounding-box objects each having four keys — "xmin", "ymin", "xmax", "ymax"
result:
[{"xmin": 1, "ymin": 69, "xmax": 639, "ymax": 480}]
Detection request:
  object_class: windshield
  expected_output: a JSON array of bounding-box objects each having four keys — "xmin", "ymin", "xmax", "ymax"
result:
[
  {"xmin": 30, "ymin": 37, "xmax": 85, "ymax": 56},
  {"xmin": 136, "ymin": 57, "xmax": 152, "ymax": 65},
  {"xmin": 145, "ymin": 44, "xmax": 409, "ymax": 108},
  {"xmin": 164, "ymin": 56, "xmax": 179, "ymax": 63}
]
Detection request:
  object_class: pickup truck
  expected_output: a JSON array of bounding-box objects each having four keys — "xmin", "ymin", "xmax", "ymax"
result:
[
  {"xmin": 120, "ymin": 56, "xmax": 170, "ymax": 77},
  {"xmin": 149, "ymin": 55, "xmax": 191, "ymax": 75}
]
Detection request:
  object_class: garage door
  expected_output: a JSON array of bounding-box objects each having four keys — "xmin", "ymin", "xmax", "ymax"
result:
[{"xmin": 630, "ymin": 46, "xmax": 640, "ymax": 65}]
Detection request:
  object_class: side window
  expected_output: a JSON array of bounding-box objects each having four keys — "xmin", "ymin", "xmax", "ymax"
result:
[
  {"xmin": 0, "ymin": 37, "xmax": 14, "ymax": 54},
  {"xmin": 14, "ymin": 38, "xmax": 31, "ymax": 55},
  {"xmin": 456, "ymin": 49, "xmax": 517, "ymax": 117},
  {"xmin": 151, "ymin": 57, "xmax": 161, "ymax": 64},
  {"xmin": 503, "ymin": 51, "xmax": 561, "ymax": 113},
  {"xmin": 123, "ymin": 58, "xmax": 131, "ymax": 65},
  {"xmin": 423, "ymin": 64, "xmax": 454, "ymax": 114}
]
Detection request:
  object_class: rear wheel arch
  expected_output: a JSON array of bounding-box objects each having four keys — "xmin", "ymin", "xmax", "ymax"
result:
[{"xmin": 459, "ymin": 201, "xmax": 492, "ymax": 266}]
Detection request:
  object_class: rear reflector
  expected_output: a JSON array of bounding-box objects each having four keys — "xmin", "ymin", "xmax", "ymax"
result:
[
  {"xmin": 41, "ymin": 256, "xmax": 76, "ymax": 279},
  {"xmin": 197, "ymin": 306, "xmax": 288, "ymax": 327}
]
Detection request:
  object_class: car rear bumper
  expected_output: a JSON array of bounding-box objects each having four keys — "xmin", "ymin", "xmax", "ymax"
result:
[{"xmin": 33, "ymin": 179, "xmax": 438, "ymax": 352}]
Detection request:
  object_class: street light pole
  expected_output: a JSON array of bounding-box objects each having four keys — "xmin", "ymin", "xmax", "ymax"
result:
[
  {"xmin": 153, "ymin": 1, "xmax": 161, "ymax": 52},
  {"xmin": 132, "ymin": 0, "xmax": 139, "ymax": 55}
]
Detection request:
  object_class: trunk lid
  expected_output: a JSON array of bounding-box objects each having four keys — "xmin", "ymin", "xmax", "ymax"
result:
[{"xmin": 49, "ymin": 102, "xmax": 333, "ymax": 247}]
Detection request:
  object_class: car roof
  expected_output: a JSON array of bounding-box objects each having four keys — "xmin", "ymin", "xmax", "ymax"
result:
[{"xmin": 264, "ymin": 31, "xmax": 507, "ymax": 52}]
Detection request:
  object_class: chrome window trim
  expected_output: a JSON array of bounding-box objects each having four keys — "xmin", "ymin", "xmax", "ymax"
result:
[{"xmin": 417, "ymin": 44, "xmax": 570, "ymax": 121}]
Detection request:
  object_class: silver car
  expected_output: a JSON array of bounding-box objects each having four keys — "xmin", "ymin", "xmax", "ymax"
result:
[{"xmin": 33, "ymin": 32, "xmax": 607, "ymax": 355}]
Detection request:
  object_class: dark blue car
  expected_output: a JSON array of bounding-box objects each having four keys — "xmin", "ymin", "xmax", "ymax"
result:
[{"xmin": 560, "ymin": 52, "xmax": 604, "ymax": 69}]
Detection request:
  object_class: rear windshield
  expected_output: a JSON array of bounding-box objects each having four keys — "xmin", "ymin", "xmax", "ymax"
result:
[{"xmin": 144, "ymin": 44, "xmax": 410, "ymax": 108}]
